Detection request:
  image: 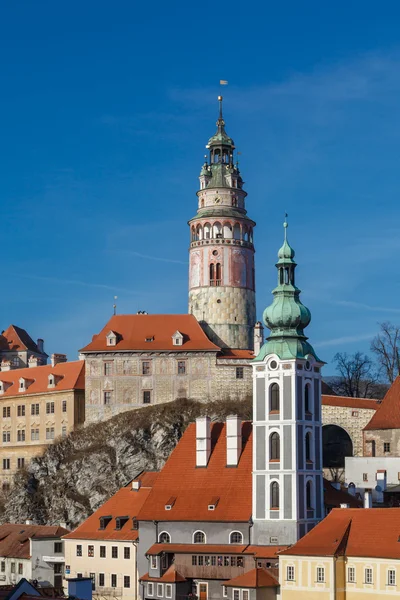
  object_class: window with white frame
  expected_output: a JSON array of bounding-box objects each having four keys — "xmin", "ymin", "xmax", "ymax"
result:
[
  {"xmin": 287, "ymin": 565, "xmax": 295, "ymax": 581},
  {"xmin": 233, "ymin": 590, "xmax": 240, "ymax": 600},
  {"xmin": 365, "ymin": 568, "xmax": 373, "ymax": 584},
  {"xmin": 150, "ymin": 555, "xmax": 157, "ymax": 569},
  {"xmin": 222, "ymin": 586, "xmax": 227, "ymax": 597},
  {"xmin": 388, "ymin": 569, "xmax": 396, "ymax": 586},
  {"xmin": 157, "ymin": 584, "xmax": 163, "ymax": 597},
  {"xmin": 147, "ymin": 583, "xmax": 154, "ymax": 596},
  {"xmin": 159, "ymin": 532, "xmax": 171, "ymax": 543},
  {"xmin": 165, "ymin": 584, "xmax": 172, "ymax": 598},
  {"xmin": 316, "ymin": 567, "xmax": 325, "ymax": 583},
  {"xmin": 229, "ymin": 531, "xmax": 243, "ymax": 544},
  {"xmin": 242, "ymin": 590, "xmax": 249, "ymax": 600},
  {"xmin": 347, "ymin": 566, "xmax": 355, "ymax": 583},
  {"xmin": 193, "ymin": 530, "xmax": 206, "ymax": 544}
]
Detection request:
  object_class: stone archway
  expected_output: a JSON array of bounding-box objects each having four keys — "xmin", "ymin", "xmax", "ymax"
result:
[{"xmin": 322, "ymin": 424, "xmax": 353, "ymax": 469}]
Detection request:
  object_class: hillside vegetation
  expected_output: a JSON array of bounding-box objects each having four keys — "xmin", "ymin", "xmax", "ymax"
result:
[{"xmin": 1, "ymin": 397, "xmax": 252, "ymax": 528}]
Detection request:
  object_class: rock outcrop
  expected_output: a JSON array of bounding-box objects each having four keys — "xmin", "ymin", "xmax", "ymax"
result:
[{"xmin": 1, "ymin": 397, "xmax": 252, "ymax": 528}]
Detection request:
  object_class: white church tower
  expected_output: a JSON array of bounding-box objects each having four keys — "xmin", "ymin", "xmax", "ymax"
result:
[{"xmin": 252, "ymin": 219, "xmax": 324, "ymax": 545}]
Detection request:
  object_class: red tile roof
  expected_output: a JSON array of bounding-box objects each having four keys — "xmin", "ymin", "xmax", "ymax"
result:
[
  {"xmin": 145, "ymin": 544, "xmax": 286, "ymax": 558},
  {"xmin": 64, "ymin": 472, "xmax": 158, "ymax": 541},
  {"xmin": 322, "ymin": 395, "xmax": 380, "ymax": 410},
  {"xmin": 323, "ymin": 479, "xmax": 362, "ymax": 509},
  {"xmin": 0, "ymin": 325, "xmax": 47, "ymax": 355},
  {"xmin": 217, "ymin": 349, "xmax": 254, "ymax": 360},
  {"xmin": 80, "ymin": 314, "xmax": 220, "ymax": 353},
  {"xmin": 0, "ymin": 524, "xmax": 69, "ymax": 559},
  {"xmin": 138, "ymin": 421, "xmax": 361, "ymax": 523},
  {"xmin": 0, "ymin": 361, "xmax": 84, "ymax": 397},
  {"xmin": 364, "ymin": 377, "xmax": 400, "ymax": 430},
  {"xmin": 280, "ymin": 508, "xmax": 400, "ymax": 559},
  {"xmin": 224, "ymin": 568, "xmax": 278, "ymax": 588},
  {"xmin": 138, "ymin": 422, "xmax": 253, "ymax": 522},
  {"xmin": 140, "ymin": 565, "xmax": 187, "ymax": 583}
]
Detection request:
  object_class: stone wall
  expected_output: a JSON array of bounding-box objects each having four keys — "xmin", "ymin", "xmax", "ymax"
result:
[
  {"xmin": 363, "ymin": 428, "xmax": 400, "ymax": 457},
  {"xmin": 321, "ymin": 404, "xmax": 376, "ymax": 458},
  {"xmin": 84, "ymin": 352, "xmax": 253, "ymax": 424}
]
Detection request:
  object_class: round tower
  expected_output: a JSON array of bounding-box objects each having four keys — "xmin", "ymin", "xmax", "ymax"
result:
[{"xmin": 188, "ymin": 97, "xmax": 256, "ymax": 350}]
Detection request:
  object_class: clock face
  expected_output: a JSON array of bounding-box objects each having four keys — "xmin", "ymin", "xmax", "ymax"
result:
[{"xmin": 214, "ymin": 196, "xmax": 221, "ymax": 204}]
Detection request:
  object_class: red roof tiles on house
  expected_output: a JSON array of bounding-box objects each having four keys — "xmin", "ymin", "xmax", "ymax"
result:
[
  {"xmin": 0, "ymin": 524, "xmax": 69, "ymax": 560},
  {"xmin": 0, "ymin": 361, "xmax": 84, "ymax": 397},
  {"xmin": 80, "ymin": 314, "xmax": 220, "ymax": 353},
  {"xmin": 224, "ymin": 568, "xmax": 279, "ymax": 588},
  {"xmin": 140, "ymin": 565, "xmax": 187, "ymax": 583},
  {"xmin": 364, "ymin": 377, "xmax": 400, "ymax": 430},
  {"xmin": 217, "ymin": 349, "xmax": 255, "ymax": 360},
  {"xmin": 138, "ymin": 421, "xmax": 361, "ymax": 523},
  {"xmin": 0, "ymin": 325, "xmax": 46, "ymax": 355},
  {"xmin": 323, "ymin": 479, "xmax": 362, "ymax": 509},
  {"xmin": 145, "ymin": 544, "xmax": 286, "ymax": 558},
  {"xmin": 280, "ymin": 508, "xmax": 400, "ymax": 559},
  {"xmin": 64, "ymin": 472, "xmax": 158, "ymax": 541},
  {"xmin": 322, "ymin": 395, "xmax": 380, "ymax": 410}
]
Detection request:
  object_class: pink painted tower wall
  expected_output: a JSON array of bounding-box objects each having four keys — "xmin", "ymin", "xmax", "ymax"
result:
[{"xmin": 188, "ymin": 98, "xmax": 256, "ymax": 350}]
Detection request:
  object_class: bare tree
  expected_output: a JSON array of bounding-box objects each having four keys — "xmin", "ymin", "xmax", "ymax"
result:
[
  {"xmin": 371, "ymin": 322, "xmax": 400, "ymax": 384},
  {"xmin": 331, "ymin": 351, "xmax": 379, "ymax": 398}
]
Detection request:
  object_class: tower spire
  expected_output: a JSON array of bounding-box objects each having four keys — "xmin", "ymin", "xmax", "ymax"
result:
[{"xmin": 255, "ymin": 221, "xmax": 322, "ymax": 362}]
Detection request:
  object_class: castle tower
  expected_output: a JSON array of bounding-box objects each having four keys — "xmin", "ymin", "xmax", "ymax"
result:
[
  {"xmin": 252, "ymin": 219, "xmax": 324, "ymax": 546},
  {"xmin": 188, "ymin": 97, "xmax": 256, "ymax": 350}
]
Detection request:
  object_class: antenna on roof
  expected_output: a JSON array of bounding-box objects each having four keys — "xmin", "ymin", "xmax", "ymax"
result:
[{"xmin": 113, "ymin": 296, "xmax": 118, "ymax": 316}]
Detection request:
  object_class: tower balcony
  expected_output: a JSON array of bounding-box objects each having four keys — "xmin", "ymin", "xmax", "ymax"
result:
[{"xmin": 190, "ymin": 238, "xmax": 254, "ymax": 250}]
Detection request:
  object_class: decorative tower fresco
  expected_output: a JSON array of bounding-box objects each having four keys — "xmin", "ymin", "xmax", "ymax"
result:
[
  {"xmin": 252, "ymin": 218, "xmax": 324, "ymax": 545},
  {"xmin": 188, "ymin": 97, "xmax": 256, "ymax": 350}
]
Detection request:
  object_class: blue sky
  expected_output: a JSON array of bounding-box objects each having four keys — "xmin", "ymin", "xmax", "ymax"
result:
[{"xmin": 1, "ymin": 1, "xmax": 400, "ymax": 373}]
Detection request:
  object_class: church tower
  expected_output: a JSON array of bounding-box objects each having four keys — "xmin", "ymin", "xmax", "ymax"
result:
[
  {"xmin": 188, "ymin": 97, "xmax": 256, "ymax": 350},
  {"xmin": 252, "ymin": 219, "xmax": 324, "ymax": 546}
]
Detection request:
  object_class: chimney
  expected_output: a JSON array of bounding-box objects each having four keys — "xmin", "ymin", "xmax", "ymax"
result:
[
  {"xmin": 196, "ymin": 416, "xmax": 211, "ymax": 467},
  {"xmin": 226, "ymin": 415, "xmax": 242, "ymax": 466},
  {"xmin": 51, "ymin": 353, "xmax": 67, "ymax": 367},
  {"xmin": 364, "ymin": 489, "xmax": 372, "ymax": 508},
  {"xmin": 37, "ymin": 339, "xmax": 44, "ymax": 354},
  {"xmin": 253, "ymin": 322, "xmax": 264, "ymax": 355},
  {"xmin": 25, "ymin": 519, "xmax": 33, "ymax": 525},
  {"xmin": 28, "ymin": 356, "xmax": 39, "ymax": 368},
  {"xmin": 1, "ymin": 360, "xmax": 10, "ymax": 372},
  {"xmin": 131, "ymin": 480, "xmax": 141, "ymax": 491},
  {"xmin": 340, "ymin": 503, "xmax": 350, "ymax": 509}
]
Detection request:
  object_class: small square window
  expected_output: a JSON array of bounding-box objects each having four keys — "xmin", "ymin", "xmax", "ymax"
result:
[
  {"xmin": 351, "ymin": 410, "xmax": 359, "ymax": 417},
  {"xmin": 177, "ymin": 361, "xmax": 186, "ymax": 375},
  {"xmin": 112, "ymin": 546, "xmax": 118, "ymax": 559},
  {"xmin": 54, "ymin": 542, "xmax": 62, "ymax": 553},
  {"xmin": 18, "ymin": 563, "xmax": 23, "ymax": 575},
  {"xmin": 236, "ymin": 367, "xmax": 244, "ymax": 379},
  {"xmin": 76, "ymin": 545, "xmax": 82, "ymax": 557},
  {"xmin": 363, "ymin": 473, "xmax": 368, "ymax": 482},
  {"xmin": 142, "ymin": 361, "xmax": 151, "ymax": 375},
  {"xmin": 384, "ymin": 442, "xmax": 391, "ymax": 453}
]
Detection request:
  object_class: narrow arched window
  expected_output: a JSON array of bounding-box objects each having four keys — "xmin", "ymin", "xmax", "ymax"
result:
[
  {"xmin": 209, "ymin": 264, "xmax": 215, "ymax": 285},
  {"xmin": 305, "ymin": 432, "xmax": 312, "ymax": 462},
  {"xmin": 193, "ymin": 531, "xmax": 206, "ymax": 544},
  {"xmin": 306, "ymin": 481, "xmax": 313, "ymax": 509},
  {"xmin": 270, "ymin": 432, "xmax": 280, "ymax": 460},
  {"xmin": 270, "ymin": 383, "xmax": 280, "ymax": 412},
  {"xmin": 158, "ymin": 532, "xmax": 171, "ymax": 543},
  {"xmin": 270, "ymin": 482, "xmax": 279, "ymax": 509},
  {"xmin": 216, "ymin": 263, "xmax": 221, "ymax": 285},
  {"xmin": 305, "ymin": 385, "xmax": 311, "ymax": 414},
  {"xmin": 229, "ymin": 531, "xmax": 243, "ymax": 544},
  {"xmin": 201, "ymin": 199, "xmax": 204, "ymax": 207}
]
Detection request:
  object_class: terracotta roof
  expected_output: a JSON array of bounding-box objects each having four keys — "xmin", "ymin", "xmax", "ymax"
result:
[
  {"xmin": 323, "ymin": 479, "xmax": 362, "ymax": 509},
  {"xmin": 140, "ymin": 565, "xmax": 187, "ymax": 583},
  {"xmin": 138, "ymin": 421, "xmax": 363, "ymax": 523},
  {"xmin": 80, "ymin": 314, "xmax": 220, "ymax": 353},
  {"xmin": 322, "ymin": 395, "xmax": 380, "ymax": 410},
  {"xmin": 0, "ymin": 361, "xmax": 84, "ymax": 397},
  {"xmin": 280, "ymin": 508, "xmax": 400, "ymax": 559},
  {"xmin": 0, "ymin": 524, "xmax": 69, "ymax": 560},
  {"xmin": 217, "ymin": 349, "xmax": 254, "ymax": 360},
  {"xmin": 0, "ymin": 325, "xmax": 47, "ymax": 356},
  {"xmin": 224, "ymin": 568, "xmax": 278, "ymax": 588},
  {"xmin": 146, "ymin": 543, "xmax": 286, "ymax": 558},
  {"xmin": 364, "ymin": 377, "xmax": 400, "ymax": 430},
  {"xmin": 138, "ymin": 422, "xmax": 253, "ymax": 522},
  {"xmin": 64, "ymin": 472, "xmax": 158, "ymax": 541}
]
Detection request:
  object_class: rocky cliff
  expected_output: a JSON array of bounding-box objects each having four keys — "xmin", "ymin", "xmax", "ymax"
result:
[{"xmin": 1, "ymin": 397, "xmax": 252, "ymax": 528}]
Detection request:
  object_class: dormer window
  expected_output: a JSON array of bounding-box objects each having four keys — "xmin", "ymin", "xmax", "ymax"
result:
[
  {"xmin": 172, "ymin": 331, "xmax": 184, "ymax": 346},
  {"xmin": 145, "ymin": 336, "xmax": 154, "ymax": 343},
  {"xmin": 19, "ymin": 378, "xmax": 32, "ymax": 393},
  {"xmin": 208, "ymin": 496, "xmax": 220, "ymax": 511},
  {"xmin": 99, "ymin": 515, "xmax": 112, "ymax": 530},
  {"xmin": 165, "ymin": 496, "xmax": 176, "ymax": 510},
  {"xmin": 115, "ymin": 516, "xmax": 129, "ymax": 530},
  {"xmin": 106, "ymin": 331, "xmax": 118, "ymax": 347}
]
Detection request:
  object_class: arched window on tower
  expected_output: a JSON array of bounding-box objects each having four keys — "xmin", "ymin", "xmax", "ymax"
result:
[
  {"xmin": 305, "ymin": 384, "xmax": 312, "ymax": 415},
  {"xmin": 201, "ymin": 198, "xmax": 205, "ymax": 208},
  {"xmin": 233, "ymin": 223, "xmax": 241, "ymax": 240},
  {"xmin": 191, "ymin": 227, "xmax": 196, "ymax": 242},
  {"xmin": 305, "ymin": 432, "xmax": 312, "ymax": 463},
  {"xmin": 270, "ymin": 481, "xmax": 279, "ymax": 509},
  {"xmin": 204, "ymin": 223, "xmax": 211, "ymax": 239},
  {"xmin": 209, "ymin": 264, "xmax": 215, "ymax": 285},
  {"xmin": 270, "ymin": 383, "xmax": 280, "ymax": 413},
  {"xmin": 306, "ymin": 481, "xmax": 313, "ymax": 509},
  {"xmin": 270, "ymin": 432, "xmax": 280, "ymax": 461},
  {"xmin": 215, "ymin": 263, "xmax": 221, "ymax": 285},
  {"xmin": 213, "ymin": 149, "xmax": 221, "ymax": 163}
]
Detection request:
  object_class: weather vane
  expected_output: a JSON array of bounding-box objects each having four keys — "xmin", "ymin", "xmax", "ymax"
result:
[{"xmin": 113, "ymin": 296, "xmax": 118, "ymax": 316}]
